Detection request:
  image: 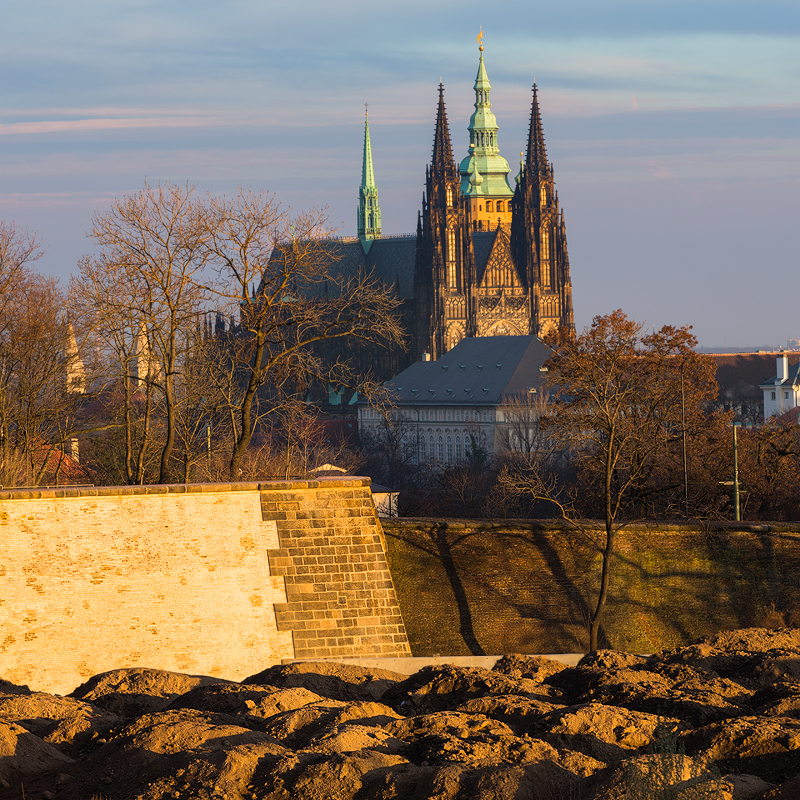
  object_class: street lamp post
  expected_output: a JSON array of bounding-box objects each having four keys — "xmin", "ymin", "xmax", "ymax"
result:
[
  {"xmin": 680, "ymin": 363, "xmax": 689, "ymax": 517},
  {"xmin": 732, "ymin": 423, "xmax": 741, "ymax": 522}
]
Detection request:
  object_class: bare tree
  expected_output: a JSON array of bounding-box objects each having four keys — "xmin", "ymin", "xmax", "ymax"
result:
[
  {"xmin": 199, "ymin": 189, "xmax": 405, "ymax": 481},
  {"xmin": 507, "ymin": 310, "xmax": 719, "ymax": 651},
  {"xmin": 86, "ymin": 182, "xmax": 210, "ymax": 483},
  {"xmin": 0, "ymin": 267, "xmax": 91, "ymax": 486}
]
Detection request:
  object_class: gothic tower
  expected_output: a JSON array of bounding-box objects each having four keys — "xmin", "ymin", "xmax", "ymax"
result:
[
  {"xmin": 357, "ymin": 108, "xmax": 381, "ymax": 252},
  {"xmin": 413, "ymin": 84, "xmax": 476, "ymax": 360},
  {"xmin": 458, "ymin": 40, "xmax": 514, "ymax": 232},
  {"xmin": 511, "ymin": 83, "xmax": 575, "ymax": 337}
]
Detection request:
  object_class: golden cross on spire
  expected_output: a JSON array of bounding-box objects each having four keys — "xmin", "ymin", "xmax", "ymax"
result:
[{"xmin": 477, "ymin": 27, "xmax": 484, "ymax": 52}]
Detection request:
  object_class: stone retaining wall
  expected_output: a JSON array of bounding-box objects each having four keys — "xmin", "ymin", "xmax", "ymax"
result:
[
  {"xmin": 381, "ymin": 519, "xmax": 800, "ymax": 656},
  {"xmin": 263, "ymin": 479, "xmax": 410, "ymax": 659},
  {"xmin": 0, "ymin": 479, "xmax": 409, "ymax": 694}
]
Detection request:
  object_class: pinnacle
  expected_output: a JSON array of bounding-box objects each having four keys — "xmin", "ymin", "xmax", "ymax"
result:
[
  {"xmin": 431, "ymin": 83, "xmax": 456, "ymax": 173},
  {"xmin": 526, "ymin": 83, "xmax": 549, "ymax": 177}
]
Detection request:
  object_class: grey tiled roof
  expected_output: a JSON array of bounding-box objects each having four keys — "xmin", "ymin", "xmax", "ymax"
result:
[
  {"xmin": 708, "ymin": 352, "xmax": 800, "ymax": 400},
  {"xmin": 320, "ymin": 237, "xmax": 417, "ymax": 299},
  {"xmin": 383, "ymin": 336, "xmax": 552, "ymax": 406},
  {"xmin": 303, "ymin": 230, "xmax": 511, "ymax": 300},
  {"xmin": 759, "ymin": 359, "xmax": 800, "ymax": 388},
  {"xmin": 472, "ymin": 230, "xmax": 499, "ymax": 284}
]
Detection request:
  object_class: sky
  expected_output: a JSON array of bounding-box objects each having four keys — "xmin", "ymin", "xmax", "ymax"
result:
[{"xmin": 1, "ymin": 0, "xmax": 799, "ymax": 350}]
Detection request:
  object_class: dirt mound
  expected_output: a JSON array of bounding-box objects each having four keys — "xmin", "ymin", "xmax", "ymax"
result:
[
  {"xmin": 70, "ymin": 668, "xmax": 229, "ymax": 717},
  {"xmin": 167, "ymin": 683, "xmax": 323, "ymax": 719},
  {"xmin": 698, "ymin": 628, "xmax": 800, "ymax": 652},
  {"xmin": 3, "ymin": 628, "xmax": 800, "ymax": 798},
  {"xmin": 0, "ymin": 691, "xmax": 120, "ymax": 757},
  {"xmin": 382, "ymin": 664, "xmax": 557, "ymax": 715},
  {"xmin": 491, "ymin": 654, "xmax": 569, "ymax": 682},
  {"xmin": 243, "ymin": 661, "xmax": 404, "ymax": 702},
  {"xmin": 0, "ymin": 720, "xmax": 72, "ymax": 783}
]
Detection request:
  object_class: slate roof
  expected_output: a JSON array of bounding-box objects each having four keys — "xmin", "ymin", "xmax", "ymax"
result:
[
  {"xmin": 272, "ymin": 235, "xmax": 418, "ymax": 299},
  {"xmin": 708, "ymin": 352, "xmax": 800, "ymax": 402},
  {"xmin": 382, "ymin": 335, "xmax": 552, "ymax": 406},
  {"xmin": 759, "ymin": 359, "xmax": 800, "ymax": 389},
  {"xmin": 286, "ymin": 228, "xmax": 519, "ymax": 302},
  {"xmin": 472, "ymin": 230, "xmax": 499, "ymax": 284}
]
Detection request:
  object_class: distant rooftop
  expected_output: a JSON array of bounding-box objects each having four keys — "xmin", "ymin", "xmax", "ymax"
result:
[{"xmin": 379, "ymin": 336, "xmax": 553, "ymax": 406}]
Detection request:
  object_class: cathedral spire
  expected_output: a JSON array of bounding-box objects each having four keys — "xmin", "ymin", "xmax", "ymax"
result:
[
  {"xmin": 357, "ymin": 106, "xmax": 381, "ymax": 251},
  {"xmin": 459, "ymin": 35, "xmax": 513, "ymax": 227},
  {"xmin": 431, "ymin": 83, "xmax": 456, "ymax": 173},
  {"xmin": 526, "ymin": 83, "xmax": 549, "ymax": 177}
]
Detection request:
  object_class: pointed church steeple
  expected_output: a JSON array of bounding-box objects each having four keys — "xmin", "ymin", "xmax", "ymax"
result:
[
  {"xmin": 413, "ymin": 81, "xmax": 476, "ymax": 360},
  {"xmin": 511, "ymin": 80, "xmax": 575, "ymax": 338},
  {"xmin": 459, "ymin": 35, "xmax": 513, "ymax": 230},
  {"xmin": 357, "ymin": 106, "xmax": 381, "ymax": 253},
  {"xmin": 526, "ymin": 83, "xmax": 549, "ymax": 178},
  {"xmin": 431, "ymin": 83, "xmax": 456, "ymax": 174}
]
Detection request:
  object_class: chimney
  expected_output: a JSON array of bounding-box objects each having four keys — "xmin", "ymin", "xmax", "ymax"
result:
[
  {"xmin": 421, "ymin": 352, "xmax": 431, "ymax": 362},
  {"xmin": 777, "ymin": 353, "xmax": 789, "ymax": 383}
]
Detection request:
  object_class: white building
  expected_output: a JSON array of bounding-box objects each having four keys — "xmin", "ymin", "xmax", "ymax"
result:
[
  {"xmin": 760, "ymin": 353, "xmax": 800, "ymax": 421},
  {"xmin": 358, "ymin": 336, "xmax": 552, "ymax": 464}
]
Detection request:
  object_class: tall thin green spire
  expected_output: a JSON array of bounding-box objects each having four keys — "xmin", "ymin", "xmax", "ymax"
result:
[
  {"xmin": 358, "ymin": 106, "xmax": 381, "ymax": 251},
  {"xmin": 459, "ymin": 36, "xmax": 513, "ymax": 199}
]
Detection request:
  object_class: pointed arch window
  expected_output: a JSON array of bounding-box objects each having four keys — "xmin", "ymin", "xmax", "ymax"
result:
[
  {"xmin": 541, "ymin": 230, "xmax": 551, "ymax": 291},
  {"xmin": 447, "ymin": 228, "xmax": 457, "ymax": 289}
]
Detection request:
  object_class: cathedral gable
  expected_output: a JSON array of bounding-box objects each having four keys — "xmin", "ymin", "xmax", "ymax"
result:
[{"xmin": 476, "ymin": 228, "xmax": 523, "ymax": 290}]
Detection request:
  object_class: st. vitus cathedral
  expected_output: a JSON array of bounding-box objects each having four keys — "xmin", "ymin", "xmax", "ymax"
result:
[{"xmin": 322, "ymin": 40, "xmax": 575, "ymax": 381}]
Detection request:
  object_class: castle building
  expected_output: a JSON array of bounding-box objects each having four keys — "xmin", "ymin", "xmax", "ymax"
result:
[{"xmin": 298, "ymin": 42, "xmax": 575, "ymax": 385}]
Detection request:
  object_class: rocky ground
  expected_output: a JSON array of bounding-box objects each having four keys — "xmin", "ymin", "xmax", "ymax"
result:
[{"xmin": 2, "ymin": 629, "xmax": 800, "ymax": 799}]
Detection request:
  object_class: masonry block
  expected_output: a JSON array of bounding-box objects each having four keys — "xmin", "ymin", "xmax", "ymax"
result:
[{"xmin": 261, "ymin": 478, "xmax": 411, "ymax": 660}]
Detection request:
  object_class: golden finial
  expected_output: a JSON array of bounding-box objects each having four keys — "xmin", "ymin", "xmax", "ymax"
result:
[
  {"xmin": 364, "ymin": 101, "xmax": 368, "ymax": 118},
  {"xmin": 477, "ymin": 27, "xmax": 484, "ymax": 52}
]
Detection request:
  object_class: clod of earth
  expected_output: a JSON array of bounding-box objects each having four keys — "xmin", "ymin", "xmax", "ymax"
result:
[{"xmin": 0, "ymin": 627, "xmax": 798, "ymax": 799}]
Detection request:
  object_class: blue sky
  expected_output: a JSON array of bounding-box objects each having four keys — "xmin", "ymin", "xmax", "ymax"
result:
[{"xmin": 1, "ymin": 0, "xmax": 798, "ymax": 348}]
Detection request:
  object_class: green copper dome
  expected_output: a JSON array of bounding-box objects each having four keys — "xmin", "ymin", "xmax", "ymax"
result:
[{"xmin": 459, "ymin": 47, "xmax": 513, "ymax": 199}]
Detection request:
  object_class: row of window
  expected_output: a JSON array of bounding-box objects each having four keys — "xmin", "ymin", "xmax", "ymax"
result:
[
  {"xmin": 361, "ymin": 409, "xmax": 493, "ymax": 423},
  {"xmin": 401, "ymin": 432, "xmax": 486, "ymax": 465}
]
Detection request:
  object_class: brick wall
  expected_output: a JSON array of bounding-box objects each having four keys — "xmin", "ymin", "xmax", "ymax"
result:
[
  {"xmin": 264, "ymin": 478, "xmax": 410, "ymax": 659},
  {"xmin": 382, "ymin": 519, "xmax": 800, "ymax": 656}
]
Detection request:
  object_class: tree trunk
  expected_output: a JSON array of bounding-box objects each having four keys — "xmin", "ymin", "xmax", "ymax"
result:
[
  {"xmin": 159, "ymin": 368, "xmax": 176, "ymax": 484},
  {"xmin": 135, "ymin": 383, "xmax": 154, "ymax": 485},
  {"xmin": 228, "ymin": 337, "xmax": 265, "ymax": 481},
  {"xmin": 123, "ymin": 371, "xmax": 134, "ymax": 484},
  {"xmin": 590, "ymin": 444, "xmax": 617, "ymax": 652},
  {"xmin": 589, "ymin": 527, "xmax": 615, "ymax": 652}
]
